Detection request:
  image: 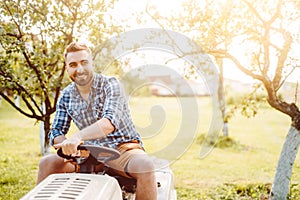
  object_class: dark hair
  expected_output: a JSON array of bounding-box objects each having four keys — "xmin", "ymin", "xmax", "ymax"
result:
[{"xmin": 64, "ymin": 41, "xmax": 92, "ymax": 60}]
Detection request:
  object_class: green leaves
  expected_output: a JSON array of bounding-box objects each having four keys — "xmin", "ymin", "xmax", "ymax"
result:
[
  {"xmin": 0, "ymin": 0, "xmax": 119, "ymax": 149},
  {"xmin": 0, "ymin": 0, "xmax": 119, "ymax": 120}
]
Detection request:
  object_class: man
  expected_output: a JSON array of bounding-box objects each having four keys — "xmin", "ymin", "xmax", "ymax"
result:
[{"xmin": 37, "ymin": 41, "xmax": 157, "ymax": 200}]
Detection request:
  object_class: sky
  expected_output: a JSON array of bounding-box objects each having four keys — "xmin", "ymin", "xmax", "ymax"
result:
[{"xmin": 101, "ymin": 0, "xmax": 300, "ymax": 84}]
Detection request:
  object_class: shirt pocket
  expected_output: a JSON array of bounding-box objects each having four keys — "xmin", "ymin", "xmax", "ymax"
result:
[{"xmin": 67, "ymin": 106, "xmax": 84, "ymax": 128}]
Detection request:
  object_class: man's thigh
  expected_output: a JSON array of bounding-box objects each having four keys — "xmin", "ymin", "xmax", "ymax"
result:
[{"xmin": 106, "ymin": 143, "xmax": 147, "ymax": 177}]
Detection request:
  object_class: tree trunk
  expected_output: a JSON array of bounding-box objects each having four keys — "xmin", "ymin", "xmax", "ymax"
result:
[
  {"xmin": 40, "ymin": 102, "xmax": 51, "ymax": 155},
  {"xmin": 44, "ymin": 115, "xmax": 51, "ymax": 148},
  {"xmin": 270, "ymin": 126, "xmax": 300, "ymax": 199},
  {"xmin": 216, "ymin": 58, "xmax": 228, "ymax": 137},
  {"xmin": 39, "ymin": 120, "xmax": 51, "ymax": 155},
  {"xmin": 223, "ymin": 122, "xmax": 228, "ymax": 137}
]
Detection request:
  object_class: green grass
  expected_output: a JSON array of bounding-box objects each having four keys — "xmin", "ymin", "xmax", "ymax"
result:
[
  {"xmin": 0, "ymin": 101, "xmax": 40, "ymax": 200},
  {"xmin": 0, "ymin": 97, "xmax": 300, "ymax": 199}
]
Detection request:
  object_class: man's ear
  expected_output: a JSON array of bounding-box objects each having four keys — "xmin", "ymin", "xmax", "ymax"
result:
[
  {"xmin": 64, "ymin": 61, "xmax": 68, "ymax": 70},
  {"xmin": 65, "ymin": 64, "xmax": 69, "ymax": 72}
]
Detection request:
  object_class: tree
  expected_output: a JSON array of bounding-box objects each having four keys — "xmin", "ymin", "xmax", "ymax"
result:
[
  {"xmin": 0, "ymin": 0, "xmax": 118, "ymax": 155},
  {"xmin": 147, "ymin": 0, "xmax": 300, "ymax": 198},
  {"xmin": 145, "ymin": 0, "xmax": 240, "ymax": 137},
  {"xmin": 214, "ymin": 1, "xmax": 300, "ymax": 198}
]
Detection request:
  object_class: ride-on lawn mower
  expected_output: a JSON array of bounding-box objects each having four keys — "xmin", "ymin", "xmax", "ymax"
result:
[{"xmin": 21, "ymin": 145, "xmax": 177, "ymax": 200}]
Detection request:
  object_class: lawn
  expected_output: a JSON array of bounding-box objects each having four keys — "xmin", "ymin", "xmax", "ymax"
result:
[{"xmin": 0, "ymin": 97, "xmax": 300, "ymax": 199}]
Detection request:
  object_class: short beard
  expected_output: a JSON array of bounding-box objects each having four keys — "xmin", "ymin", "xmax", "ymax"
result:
[{"xmin": 72, "ymin": 72, "xmax": 94, "ymax": 86}]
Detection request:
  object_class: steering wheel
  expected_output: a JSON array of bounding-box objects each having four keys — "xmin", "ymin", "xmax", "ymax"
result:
[{"xmin": 57, "ymin": 144, "xmax": 120, "ymax": 164}]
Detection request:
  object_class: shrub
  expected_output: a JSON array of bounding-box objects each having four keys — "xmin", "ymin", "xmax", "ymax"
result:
[{"xmin": 196, "ymin": 134, "xmax": 248, "ymax": 150}]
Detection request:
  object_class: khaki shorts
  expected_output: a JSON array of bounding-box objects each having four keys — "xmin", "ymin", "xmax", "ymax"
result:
[{"xmin": 105, "ymin": 140, "xmax": 146, "ymax": 178}]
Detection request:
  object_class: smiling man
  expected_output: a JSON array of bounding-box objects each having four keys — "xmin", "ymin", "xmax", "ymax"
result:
[{"xmin": 37, "ymin": 41, "xmax": 157, "ymax": 200}]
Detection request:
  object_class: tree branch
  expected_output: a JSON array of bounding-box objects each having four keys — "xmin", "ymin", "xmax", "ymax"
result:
[
  {"xmin": 241, "ymin": 0, "xmax": 265, "ymax": 24},
  {"xmin": 212, "ymin": 50, "xmax": 265, "ymax": 82},
  {"xmin": 3, "ymin": 1, "xmax": 24, "ymax": 39},
  {"xmin": 273, "ymin": 29, "xmax": 293, "ymax": 91},
  {"xmin": 0, "ymin": 70, "xmax": 43, "ymax": 115},
  {"xmin": 277, "ymin": 65, "xmax": 297, "ymax": 91},
  {"xmin": 269, "ymin": 0, "xmax": 283, "ymax": 24},
  {"xmin": 21, "ymin": 50, "xmax": 52, "ymax": 110},
  {"xmin": 0, "ymin": 91, "xmax": 43, "ymax": 121}
]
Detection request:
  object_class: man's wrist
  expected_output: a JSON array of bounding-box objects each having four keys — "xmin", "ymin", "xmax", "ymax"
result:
[{"xmin": 53, "ymin": 135, "xmax": 67, "ymax": 146}]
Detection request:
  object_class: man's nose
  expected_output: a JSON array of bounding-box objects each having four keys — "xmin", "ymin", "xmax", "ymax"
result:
[{"xmin": 77, "ymin": 64, "xmax": 84, "ymax": 73}]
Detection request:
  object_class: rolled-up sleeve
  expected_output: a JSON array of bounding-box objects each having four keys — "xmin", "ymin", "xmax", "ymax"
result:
[
  {"xmin": 102, "ymin": 77, "xmax": 125, "ymax": 130},
  {"xmin": 48, "ymin": 94, "xmax": 71, "ymax": 146}
]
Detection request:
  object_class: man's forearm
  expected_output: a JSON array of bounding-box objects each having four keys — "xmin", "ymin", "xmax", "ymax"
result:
[{"xmin": 72, "ymin": 117, "xmax": 115, "ymax": 141}]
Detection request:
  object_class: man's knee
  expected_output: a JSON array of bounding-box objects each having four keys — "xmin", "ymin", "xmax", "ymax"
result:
[
  {"xmin": 38, "ymin": 155, "xmax": 53, "ymax": 170},
  {"xmin": 38, "ymin": 154, "xmax": 68, "ymax": 173},
  {"xmin": 139, "ymin": 156, "xmax": 155, "ymax": 173},
  {"xmin": 128, "ymin": 155, "xmax": 155, "ymax": 175}
]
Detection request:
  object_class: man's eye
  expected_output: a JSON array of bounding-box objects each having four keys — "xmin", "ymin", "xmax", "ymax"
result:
[
  {"xmin": 81, "ymin": 60, "xmax": 89, "ymax": 65},
  {"xmin": 69, "ymin": 64, "xmax": 77, "ymax": 68}
]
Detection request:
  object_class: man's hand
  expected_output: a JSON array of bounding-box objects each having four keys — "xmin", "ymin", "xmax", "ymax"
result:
[
  {"xmin": 52, "ymin": 118, "xmax": 111, "ymax": 155},
  {"xmin": 53, "ymin": 134, "xmax": 81, "ymax": 155}
]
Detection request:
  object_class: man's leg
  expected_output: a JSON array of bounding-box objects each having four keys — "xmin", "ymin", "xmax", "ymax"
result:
[
  {"xmin": 107, "ymin": 142, "xmax": 158, "ymax": 200},
  {"xmin": 126, "ymin": 154, "xmax": 157, "ymax": 200},
  {"xmin": 37, "ymin": 154, "xmax": 75, "ymax": 184}
]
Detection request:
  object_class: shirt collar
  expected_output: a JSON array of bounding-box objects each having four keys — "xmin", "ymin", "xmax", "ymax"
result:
[
  {"xmin": 70, "ymin": 83, "xmax": 81, "ymax": 99},
  {"xmin": 91, "ymin": 73, "xmax": 100, "ymax": 90}
]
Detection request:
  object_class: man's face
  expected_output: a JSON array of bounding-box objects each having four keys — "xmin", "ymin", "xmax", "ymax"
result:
[{"xmin": 65, "ymin": 50, "xmax": 94, "ymax": 86}]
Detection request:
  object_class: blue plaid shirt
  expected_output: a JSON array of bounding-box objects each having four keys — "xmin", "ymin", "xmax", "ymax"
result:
[{"xmin": 49, "ymin": 73, "xmax": 142, "ymax": 149}]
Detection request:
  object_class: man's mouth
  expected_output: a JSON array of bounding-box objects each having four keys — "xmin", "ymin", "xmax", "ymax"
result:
[{"xmin": 76, "ymin": 73, "xmax": 88, "ymax": 79}]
